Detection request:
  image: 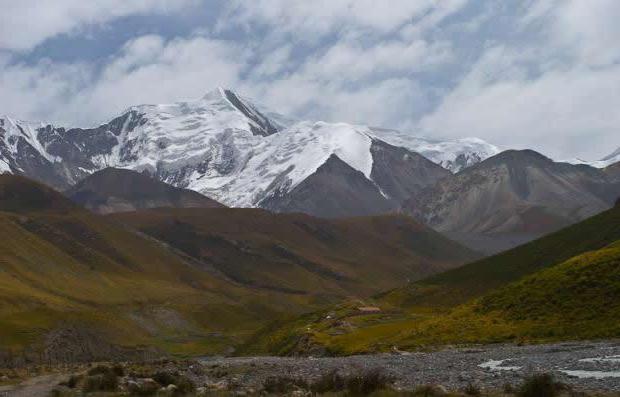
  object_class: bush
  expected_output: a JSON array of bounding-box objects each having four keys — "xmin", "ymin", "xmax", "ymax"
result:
[
  {"xmin": 344, "ymin": 368, "xmax": 394, "ymax": 396},
  {"xmin": 309, "ymin": 369, "xmax": 393, "ymax": 396},
  {"xmin": 463, "ymin": 383, "xmax": 481, "ymax": 396},
  {"xmin": 153, "ymin": 371, "xmax": 177, "ymax": 386},
  {"xmin": 517, "ymin": 373, "xmax": 563, "ymax": 397},
  {"xmin": 311, "ymin": 370, "xmax": 347, "ymax": 394},
  {"xmin": 128, "ymin": 381, "xmax": 160, "ymax": 396},
  {"xmin": 152, "ymin": 371, "xmax": 195, "ymax": 395},
  {"xmin": 82, "ymin": 372, "xmax": 119, "ymax": 392},
  {"xmin": 59, "ymin": 374, "xmax": 82, "ymax": 389}
]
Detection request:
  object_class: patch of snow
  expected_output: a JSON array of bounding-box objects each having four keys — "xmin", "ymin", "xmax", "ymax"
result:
[
  {"xmin": 579, "ymin": 355, "xmax": 620, "ymax": 363},
  {"xmin": 563, "ymin": 147, "xmax": 620, "ymax": 168},
  {"xmin": 560, "ymin": 370, "xmax": 620, "ymax": 379},
  {"xmin": 479, "ymin": 359, "xmax": 522, "ymax": 371},
  {"xmin": 369, "ymin": 128, "xmax": 501, "ymax": 172}
]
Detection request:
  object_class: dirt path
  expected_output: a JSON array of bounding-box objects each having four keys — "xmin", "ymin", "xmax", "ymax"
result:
[{"xmin": 0, "ymin": 374, "xmax": 67, "ymax": 397}]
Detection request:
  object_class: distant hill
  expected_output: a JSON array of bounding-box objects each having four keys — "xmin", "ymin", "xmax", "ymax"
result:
[
  {"xmin": 383, "ymin": 202, "xmax": 620, "ymax": 309},
  {"xmin": 404, "ymin": 149, "xmax": 620, "ymax": 253},
  {"xmin": 67, "ymin": 168, "xmax": 223, "ymax": 214},
  {"xmin": 110, "ymin": 208, "xmax": 479, "ymax": 296}
]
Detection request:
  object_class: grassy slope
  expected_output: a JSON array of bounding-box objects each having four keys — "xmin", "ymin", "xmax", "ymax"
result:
[
  {"xmin": 110, "ymin": 208, "xmax": 479, "ymax": 297},
  {"xmin": 0, "ymin": 176, "xmax": 313, "ymax": 357},
  {"xmin": 382, "ymin": 203, "xmax": 620, "ymax": 309},
  {"xmin": 240, "ymin": 204, "xmax": 620, "ymax": 355},
  {"xmin": 0, "ymin": 175, "xmax": 477, "ymax": 360}
]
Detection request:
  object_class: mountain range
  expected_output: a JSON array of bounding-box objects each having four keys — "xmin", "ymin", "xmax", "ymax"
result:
[
  {"xmin": 0, "ymin": 88, "xmax": 496, "ymax": 214},
  {"xmin": 404, "ymin": 150, "xmax": 620, "ymax": 252},
  {"xmin": 1, "ymin": 88, "xmax": 619, "ymax": 245}
]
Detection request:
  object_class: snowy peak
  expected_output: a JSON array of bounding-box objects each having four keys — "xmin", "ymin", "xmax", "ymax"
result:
[
  {"xmin": 368, "ymin": 128, "xmax": 501, "ymax": 173},
  {"xmin": 564, "ymin": 147, "xmax": 620, "ymax": 169},
  {"xmin": 1, "ymin": 89, "xmax": 505, "ymax": 217}
]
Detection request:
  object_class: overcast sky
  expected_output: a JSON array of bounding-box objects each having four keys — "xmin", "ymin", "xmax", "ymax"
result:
[{"xmin": 0, "ymin": 0, "xmax": 618, "ymax": 160}]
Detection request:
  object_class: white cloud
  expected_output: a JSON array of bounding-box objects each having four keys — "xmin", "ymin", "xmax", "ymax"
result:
[
  {"xmin": 0, "ymin": 0, "xmax": 197, "ymax": 51},
  {"xmin": 298, "ymin": 39, "xmax": 453, "ymax": 83},
  {"xmin": 223, "ymin": 0, "xmax": 468, "ymax": 42},
  {"xmin": 420, "ymin": 46, "xmax": 620, "ymax": 160},
  {"xmin": 1, "ymin": 0, "xmax": 619, "ymax": 161},
  {"xmin": 0, "ymin": 34, "xmax": 249, "ymax": 125}
]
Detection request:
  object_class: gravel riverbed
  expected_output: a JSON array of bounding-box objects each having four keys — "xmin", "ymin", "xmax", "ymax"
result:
[{"xmin": 200, "ymin": 341, "xmax": 620, "ymax": 393}]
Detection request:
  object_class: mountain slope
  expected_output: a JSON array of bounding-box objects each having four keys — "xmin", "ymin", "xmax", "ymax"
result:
[
  {"xmin": 110, "ymin": 208, "xmax": 479, "ymax": 296},
  {"xmin": 67, "ymin": 168, "xmax": 223, "ymax": 214},
  {"xmin": 240, "ymin": 203, "xmax": 620, "ymax": 355},
  {"xmin": 404, "ymin": 150, "xmax": 620, "ymax": 251},
  {"xmin": 0, "ymin": 175, "xmax": 276, "ymax": 364},
  {"xmin": 606, "ymin": 161, "xmax": 620, "ymax": 181},
  {"xmin": 0, "ymin": 173, "xmax": 478, "ymax": 364}
]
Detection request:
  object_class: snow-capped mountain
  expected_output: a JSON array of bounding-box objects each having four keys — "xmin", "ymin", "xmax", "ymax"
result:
[
  {"xmin": 369, "ymin": 127, "xmax": 501, "ymax": 173},
  {"xmin": 564, "ymin": 147, "xmax": 620, "ymax": 169},
  {"xmin": 0, "ymin": 88, "xmax": 497, "ymax": 216}
]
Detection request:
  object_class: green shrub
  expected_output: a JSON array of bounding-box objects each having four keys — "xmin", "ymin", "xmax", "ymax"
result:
[
  {"xmin": 517, "ymin": 373, "xmax": 563, "ymax": 397},
  {"xmin": 82, "ymin": 372, "xmax": 119, "ymax": 392},
  {"xmin": 309, "ymin": 369, "xmax": 393, "ymax": 396},
  {"xmin": 311, "ymin": 370, "xmax": 346, "ymax": 394},
  {"xmin": 463, "ymin": 383, "xmax": 481, "ymax": 396},
  {"xmin": 344, "ymin": 368, "xmax": 394, "ymax": 396}
]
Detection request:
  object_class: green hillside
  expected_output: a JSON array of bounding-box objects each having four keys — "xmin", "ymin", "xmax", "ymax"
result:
[
  {"xmin": 0, "ymin": 175, "xmax": 311, "ymax": 363},
  {"xmin": 382, "ymin": 202, "xmax": 620, "ymax": 309},
  {"xmin": 240, "ymin": 203, "xmax": 620, "ymax": 355},
  {"xmin": 110, "ymin": 208, "xmax": 478, "ymax": 297},
  {"xmin": 0, "ymin": 175, "xmax": 477, "ymax": 364}
]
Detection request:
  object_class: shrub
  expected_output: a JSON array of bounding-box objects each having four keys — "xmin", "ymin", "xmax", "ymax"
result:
[
  {"xmin": 87, "ymin": 365, "xmax": 111, "ymax": 376},
  {"xmin": 517, "ymin": 373, "xmax": 563, "ymax": 397},
  {"xmin": 311, "ymin": 370, "xmax": 347, "ymax": 394},
  {"xmin": 173, "ymin": 374, "xmax": 196, "ymax": 395},
  {"xmin": 152, "ymin": 371, "xmax": 195, "ymax": 396},
  {"xmin": 59, "ymin": 374, "xmax": 82, "ymax": 389},
  {"xmin": 344, "ymin": 368, "xmax": 394, "ymax": 396},
  {"xmin": 310, "ymin": 369, "xmax": 393, "ymax": 396},
  {"xmin": 82, "ymin": 372, "xmax": 119, "ymax": 392},
  {"xmin": 153, "ymin": 371, "xmax": 177, "ymax": 386},
  {"xmin": 128, "ymin": 381, "xmax": 160, "ymax": 396},
  {"xmin": 463, "ymin": 383, "xmax": 481, "ymax": 396}
]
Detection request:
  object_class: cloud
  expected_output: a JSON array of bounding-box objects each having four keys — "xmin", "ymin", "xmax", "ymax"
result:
[
  {"xmin": 222, "ymin": 0, "xmax": 468, "ymax": 43},
  {"xmin": 0, "ymin": 0, "xmax": 198, "ymax": 51},
  {"xmin": 0, "ymin": 34, "xmax": 249, "ymax": 125},
  {"xmin": 1, "ymin": 0, "xmax": 619, "ymax": 161},
  {"xmin": 420, "ymin": 0, "xmax": 620, "ymax": 160}
]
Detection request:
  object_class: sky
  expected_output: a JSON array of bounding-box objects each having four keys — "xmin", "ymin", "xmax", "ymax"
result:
[{"xmin": 0, "ymin": 0, "xmax": 619, "ymax": 161}]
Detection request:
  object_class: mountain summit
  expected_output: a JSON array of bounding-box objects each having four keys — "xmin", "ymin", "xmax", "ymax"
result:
[{"xmin": 0, "ymin": 90, "xmax": 496, "ymax": 217}]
